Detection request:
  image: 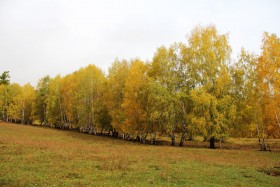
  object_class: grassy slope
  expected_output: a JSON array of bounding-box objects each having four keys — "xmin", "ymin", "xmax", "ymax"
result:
[{"xmin": 0, "ymin": 122, "xmax": 279, "ymax": 187}]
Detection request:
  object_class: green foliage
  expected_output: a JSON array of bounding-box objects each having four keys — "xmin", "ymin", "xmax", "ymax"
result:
[
  {"xmin": 45, "ymin": 76, "xmax": 63, "ymax": 127},
  {"xmin": 184, "ymin": 25, "xmax": 233, "ymax": 147},
  {"xmin": 75, "ymin": 65, "xmax": 107, "ymax": 131},
  {"xmin": 1, "ymin": 25, "xmax": 280, "ymax": 146},
  {"xmin": 35, "ymin": 76, "xmax": 51, "ymax": 124},
  {"xmin": 230, "ymin": 49, "xmax": 259, "ymax": 137},
  {"xmin": 0, "ymin": 71, "xmax": 10, "ymax": 85},
  {"xmin": 122, "ymin": 59, "xmax": 149, "ymax": 135},
  {"xmin": 106, "ymin": 59, "xmax": 130, "ymax": 132},
  {"xmin": 95, "ymin": 105, "xmax": 112, "ymax": 133},
  {"xmin": 257, "ymin": 33, "xmax": 280, "ymax": 138}
]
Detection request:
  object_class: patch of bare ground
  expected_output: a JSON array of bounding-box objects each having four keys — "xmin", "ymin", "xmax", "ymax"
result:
[{"xmin": 259, "ymin": 167, "xmax": 280, "ymax": 177}]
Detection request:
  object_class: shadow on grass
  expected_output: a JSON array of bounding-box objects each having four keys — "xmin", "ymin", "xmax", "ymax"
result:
[
  {"xmin": 259, "ymin": 167, "xmax": 280, "ymax": 177},
  {"xmin": 2, "ymin": 121, "xmax": 280, "ymax": 151}
]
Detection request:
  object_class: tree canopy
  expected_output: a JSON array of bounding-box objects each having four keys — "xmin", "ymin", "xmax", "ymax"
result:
[
  {"xmin": 0, "ymin": 71, "xmax": 10, "ymax": 85},
  {"xmin": 0, "ymin": 25, "xmax": 279, "ymax": 148}
]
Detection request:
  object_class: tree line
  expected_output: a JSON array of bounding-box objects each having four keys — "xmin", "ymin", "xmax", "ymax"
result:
[{"xmin": 0, "ymin": 25, "xmax": 279, "ymax": 148}]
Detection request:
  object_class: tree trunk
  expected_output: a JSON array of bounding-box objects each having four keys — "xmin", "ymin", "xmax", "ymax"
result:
[
  {"xmin": 210, "ymin": 136, "xmax": 216, "ymax": 149},
  {"xmin": 259, "ymin": 138, "xmax": 268, "ymax": 151},
  {"xmin": 5, "ymin": 89, "xmax": 8, "ymax": 122},
  {"xmin": 112, "ymin": 128, "xmax": 118, "ymax": 138},
  {"xmin": 123, "ymin": 133, "xmax": 129, "ymax": 140},
  {"xmin": 258, "ymin": 138, "xmax": 262, "ymax": 150},
  {"xmin": 141, "ymin": 133, "xmax": 147, "ymax": 144},
  {"xmin": 170, "ymin": 133, "xmax": 175, "ymax": 146},
  {"xmin": 151, "ymin": 137, "xmax": 156, "ymax": 145},
  {"xmin": 151, "ymin": 133, "xmax": 156, "ymax": 145},
  {"xmin": 125, "ymin": 133, "xmax": 130, "ymax": 140},
  {"xmin": 179, "ymin": 137, "xmax": 184, "ymax": 147},
  {"xmin": 275, "ymin": 110, "xmax": 280, "ymax": 129},
  {"xmin": 171, "ymin": 137, "xmax": 175, "ymax": 146},
  {"xmin": 93, "ymin": 127, "xmax": 97, "ymax": 135},
  {"xmin": 179, "ymin": 125, "xmax": 187, "ymax": 147},
  {"xmin": 21, "ymin": 108, "xmax": 25, "ymax": 124},
  {"xmin": 136, "ymin": 135, "xmax": 140, "ymax": 142}
]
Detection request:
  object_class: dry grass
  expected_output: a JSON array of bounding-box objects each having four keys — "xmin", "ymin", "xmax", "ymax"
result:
[{"xmin": 0, "ymin": 121, "xmax": 279, "ymax": 186}]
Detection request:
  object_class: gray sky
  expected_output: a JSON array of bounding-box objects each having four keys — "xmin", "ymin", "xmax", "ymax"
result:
[{"xmin": 0, "ymin": 0, "xmax": 279, "ymax": 86}]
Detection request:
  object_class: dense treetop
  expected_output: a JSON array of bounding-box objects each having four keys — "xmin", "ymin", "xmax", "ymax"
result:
[{"xmin": 0, "ymin": 25, "xmax": 279, "ymax": 148}]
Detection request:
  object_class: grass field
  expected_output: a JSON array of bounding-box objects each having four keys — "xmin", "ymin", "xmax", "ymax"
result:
[{"xmin": 0, "ymin": 121, "xmax": 279, "ymax": 186}]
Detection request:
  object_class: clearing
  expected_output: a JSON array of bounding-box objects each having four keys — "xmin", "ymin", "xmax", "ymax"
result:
[{"xmin": 0, "ymin": 121, "xmax": 279, "ymax": 186}]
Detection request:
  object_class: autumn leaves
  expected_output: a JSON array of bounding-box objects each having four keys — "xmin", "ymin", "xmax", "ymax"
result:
[{"xmin": 0, "ymin": 25, "xmax": 279, "ymax": 148}]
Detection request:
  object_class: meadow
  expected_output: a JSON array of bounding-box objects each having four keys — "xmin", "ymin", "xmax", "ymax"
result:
[{"xmin": 0, "ymin": 121, "xmax": 279, "ymax": 187}]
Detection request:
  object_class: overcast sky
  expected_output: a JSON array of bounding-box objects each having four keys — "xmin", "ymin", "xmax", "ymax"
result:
[{"xmin": 0, "ymin": 0, "xmax": 279, "ymax": 86}]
